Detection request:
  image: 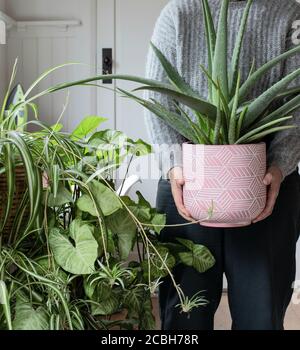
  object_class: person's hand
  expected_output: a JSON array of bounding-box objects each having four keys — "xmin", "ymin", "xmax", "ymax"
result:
[
  {"xmin": 253, "ymin": 165, "xmax": 283, "ymax": 223},
  {"xmin": 168, "ymin": 166, "xmax": 194, "ymax": 222}
]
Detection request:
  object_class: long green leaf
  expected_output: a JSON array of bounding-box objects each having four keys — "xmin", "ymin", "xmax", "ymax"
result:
[
  {"xmin": 134, "ymin": 85, "xmax": 217, "ymax": 118},
  {"xmin": 24, "ymin": 62, "xmax": 82, "ymax": 99},
  {"xmin": 118, "ymin": 88, "xmax": 199, "ymax": 143},
  {"xmin": 0, "ymin": 59, "xmax": 18, "ymax": 122},
  {"xmin": 239, "ymin": 125, "xmax": 295, "ymax": 143},
  {"xmin": 239, "ymin": 44, "xmax": 300, "ymax": 102},
  {"xmin": 213, "ymin": 94, "xmax": 222, "ymax": 145},
  {"xmin": 229, "ymin": 0, "xmax": 253, "ymax": 96},
  {"xmin": 150, "ymin": 42, "xmax": 198, "ymax": 96},
  {"xmin": 48, "ymin": 74, "xmax": 173, "ymax": 94},
  {"xmin": 7, "ymin": 132, "xmax": 41, "ymax": 233},
  {"xmin": 228, "ymin": 72, "xmax": 241, "ymax": 144},
  {"xmin": 0, "ymin": 145, "xmax": 15, "ymax": 234},
  {"xmin": 236, "ymin": 116, "xmax": 293, "ymax": 144},
  {"xmin": 201, "ymin": 0, "xmax": 216, "ymax": 101},
  {"xmin": 0, "ymin": 281, "xmax": 12, "ymax": 330},
  {"xmin": 236, "ymin": 106, "xmax": 248, "ymax": 140},
  {"xmin": 253, "ymin": 94, "xmax": 300, "ymax": 129},
  {"xmin": 243, "ymin": 67, "xmax": 300, "ymax": 128},
  {"xmin": 212, "ymin": 0, "xmax": 229, "ymax": 103},
  {"xmin": 199, "ymin": 65, "xmax": 230, "ymax": 117}
]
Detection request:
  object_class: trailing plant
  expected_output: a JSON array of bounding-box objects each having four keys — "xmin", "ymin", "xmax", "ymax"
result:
[
  {"xmin": 0, "ymin": 64, "xmax": 215, "ymax": 330},
  {"xmin": 46, "ymin": 0, "xmax": 300, "ymax": 145}
]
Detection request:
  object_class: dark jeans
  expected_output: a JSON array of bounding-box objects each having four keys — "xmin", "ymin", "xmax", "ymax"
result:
[{"xmin": 156, "ymin": 171, "xmax": 300, "ymax": 330}]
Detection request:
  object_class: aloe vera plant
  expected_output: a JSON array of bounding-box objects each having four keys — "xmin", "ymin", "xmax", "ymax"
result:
[{"xmin": 46, "ymin": 0, "xmax": 300, "ymax": 146}]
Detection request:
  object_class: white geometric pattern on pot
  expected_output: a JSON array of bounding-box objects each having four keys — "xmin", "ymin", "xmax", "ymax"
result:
[{"xmin": 183, "ymin": 143, "xmax": 267, "ymax": 228}]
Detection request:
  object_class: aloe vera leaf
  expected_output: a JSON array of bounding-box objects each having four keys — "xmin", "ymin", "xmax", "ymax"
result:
[
  {"xmin": 150, "ymin": 42, "xmax": 198, "ymax": 96},
  {"xmin": 201, "ymin": 0, "xmax": 216, "ymax": 101},
  {"xmin": 239, "ymin": 45, "xmax": 300, "ymax": 102},
  {"xmin": 229, "ymin": 0, "xmax": 253, "ymax": 96},
  {"xmin": 253, "ymin": 94, "xmax": 300, "ymax": 129},
  {"xmin": 236, "ymin": 106, "xmax": 248, "ymax": 140},
  {"xmin": 212, "ymin": 0, "xmax": 230, "ymax": 103},
  {"xmin": 228, "ymin": 72, "xmax": 241, "ymax": 144},
  {"xmin": 134, "ymin": 85, "xmax": 217, "ymax": 119},
  {"xmin": 236, "ymin": 124, "xmax": 295, "ymax": 144},
  {"xmin": 118, "ymin": 88, "xmax": 199, "ymax": 143},
  {"xmin": 213, "ymin": 95, "xmax": 222, "ymax": 144},
  {"xmin": 237, "ymin": 115, "xmax": 293, "ymax": 143},
  {"xmin": 242, "ymin": 67, "xmax": 300, "ymax": 129}
]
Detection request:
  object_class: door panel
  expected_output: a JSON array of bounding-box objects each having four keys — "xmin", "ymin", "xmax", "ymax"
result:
[{"xmin": 97, "ymin": 0, "xmax": 168, "ymax": 205}]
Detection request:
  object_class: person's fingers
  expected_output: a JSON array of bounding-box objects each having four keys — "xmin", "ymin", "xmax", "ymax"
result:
[
  {"xmin": 253, "ymin": 173, "xmax": 280, "ymax": 223},
  {"xmin": 171, "ymin": 180, "xmax": 193, "ymax": 220},
  {"xmin": 263, "ymin": 172, "xmax": 273, "ymax": 186}
]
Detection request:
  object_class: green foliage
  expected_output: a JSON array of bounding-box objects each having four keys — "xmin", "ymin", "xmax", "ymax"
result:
[
  {"xmin": 176, "ymin": 238, "xmax": 216, "ymax": 273},
  {"xmin": 71, "ymin": 115, "xmax": 107, "ymax": 141},
  {"xmin": 13, "ymin": 299, "xmax": 49, "ymax": 330},
  {"xmin": 0, "ymin": 57, "xmax": 215, "ymax": 331}
]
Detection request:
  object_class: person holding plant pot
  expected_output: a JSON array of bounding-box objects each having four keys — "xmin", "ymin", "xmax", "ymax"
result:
[{"xmin": 145, "ymin": 0, "xmax": 300, "ymax": 330}]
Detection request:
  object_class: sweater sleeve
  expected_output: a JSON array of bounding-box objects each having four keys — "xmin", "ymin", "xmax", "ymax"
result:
[
  {"xmin": 144, "ymin": 3, "xmax": 185, "ymax": 178},
  {"xmin": 267, "ymin": 25, "xmax": 300, "ymax": 179}
]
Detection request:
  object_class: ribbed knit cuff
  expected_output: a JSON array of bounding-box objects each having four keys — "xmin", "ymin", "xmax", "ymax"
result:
[{"xmin": 267, "ymin": 152, "xmax": 289, "ymax": 180}]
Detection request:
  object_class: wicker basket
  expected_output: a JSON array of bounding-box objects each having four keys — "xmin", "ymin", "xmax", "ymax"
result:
[{"xmin": 0, "ymin": 167, "xmax": 28, "ymax": 238}]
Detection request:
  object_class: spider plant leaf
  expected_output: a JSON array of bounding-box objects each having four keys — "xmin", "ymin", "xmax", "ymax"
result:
[
  {"xmin": 134, "ymin": 85, "xmax": 217, "ymax": 118},
  {"xmin": 228, "ymin": 72, "xmax": 241, "ymax": 144},
  {"xmin": 253, "ymin": 94, "xmax": 300, "ymax": 129},
  {"xmin": 238, "ymin": 125, "xmax": 295, "ymax": 144},
  {"xmin": 236, "ymin": 116, "xmax": 293, "ymax": 144},
  {"xmin": 7, "ymin": 132, "xmax": 36, "ymax": 219},
  {"xmin": 201, "ymin": 0, "xmax": 216, "ymax": 100},
  {"xmin": 212, "ymin": 0, "xmax": 229, "ymax": 103},
  {"xmin": 0, "ymin": 58, "xmax": 18, "ymax": 122},
  {"xmin": 150, "ymin": 42, "xmax": 198, "ymax": 96},
  {"xmin": 0, "ymin": 281, "xmax": 12, "ymax": 330},
  {"xmin": 24, "ymin": 62, "xmax": 82, "ymax": 99},
  {"xmin": 243, "ymin": 67, "xmax": 300, "ymax": 128},
  {"xmin": 229, "ymin": 0, "xmax": 253, "ymax": 97},
  {"xmin": 118, "ymin": 88, "xmax": 200, "ymax": 143},
  {"xmin": 0, "ymin": 145, "xmax": 15, "ymax": 234},
  {"xmin": 239, "ymin": 44, "xmax": 300, "ymax": 102}
]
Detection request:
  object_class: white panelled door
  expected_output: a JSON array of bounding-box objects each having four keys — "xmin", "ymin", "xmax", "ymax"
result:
[{"xmin": 97, "ymin": 0, "xmax": 168, "ymax": 205}]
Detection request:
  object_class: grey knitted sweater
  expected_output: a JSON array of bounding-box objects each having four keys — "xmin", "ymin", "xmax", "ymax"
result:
[{"xmin": 144, "ymin": 0, "xmax": 300, "ymax": 178}]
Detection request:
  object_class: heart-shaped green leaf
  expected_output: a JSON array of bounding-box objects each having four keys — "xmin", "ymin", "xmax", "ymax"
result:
[
  {"xmin": 13, "ymin": 300, "xmax": 49, "ymax": 330},
  {"xmin": 49, "ymin": 219, "xmax": 98, "ymax": 275},
  {"xmin": 77, "ymin": 180, "xmax": 122, "ymax": 217},
  {"xmin": 177, "ymin": 238, "xmax": 215, "ymax": 273}
]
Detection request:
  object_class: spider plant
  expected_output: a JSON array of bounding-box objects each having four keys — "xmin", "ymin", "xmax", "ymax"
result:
[
  {"xmin": 0, "ymin": 62, "xmax": 216, "ymax": 329},
  {"xmin": 46, "ymin": 0, "xmax": 300, "ymax": 146}
]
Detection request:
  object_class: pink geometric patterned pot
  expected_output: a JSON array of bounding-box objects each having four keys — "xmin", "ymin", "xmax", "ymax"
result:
[{"xmin": 182, "ymin": 143, "xmax": 267, "ymax": 228}]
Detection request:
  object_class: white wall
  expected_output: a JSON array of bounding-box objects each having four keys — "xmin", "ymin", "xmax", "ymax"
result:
[
  {"xmin": 5, "ymin": 0, "xmax": 97, "ymax": 131},
  {"xmin": 0, "ymin": 0, "xmax": 7, "ymax": 103}
]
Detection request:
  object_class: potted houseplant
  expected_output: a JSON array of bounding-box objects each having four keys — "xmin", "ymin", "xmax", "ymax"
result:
[{"xmin": 47, "ymin": 0, "xmax": 300, "ymax": 227}]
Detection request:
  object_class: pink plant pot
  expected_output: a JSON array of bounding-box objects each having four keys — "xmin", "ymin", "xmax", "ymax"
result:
[{"xmin": 183, "ymin": 143, "xmax": 267, "ymax": 228}]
